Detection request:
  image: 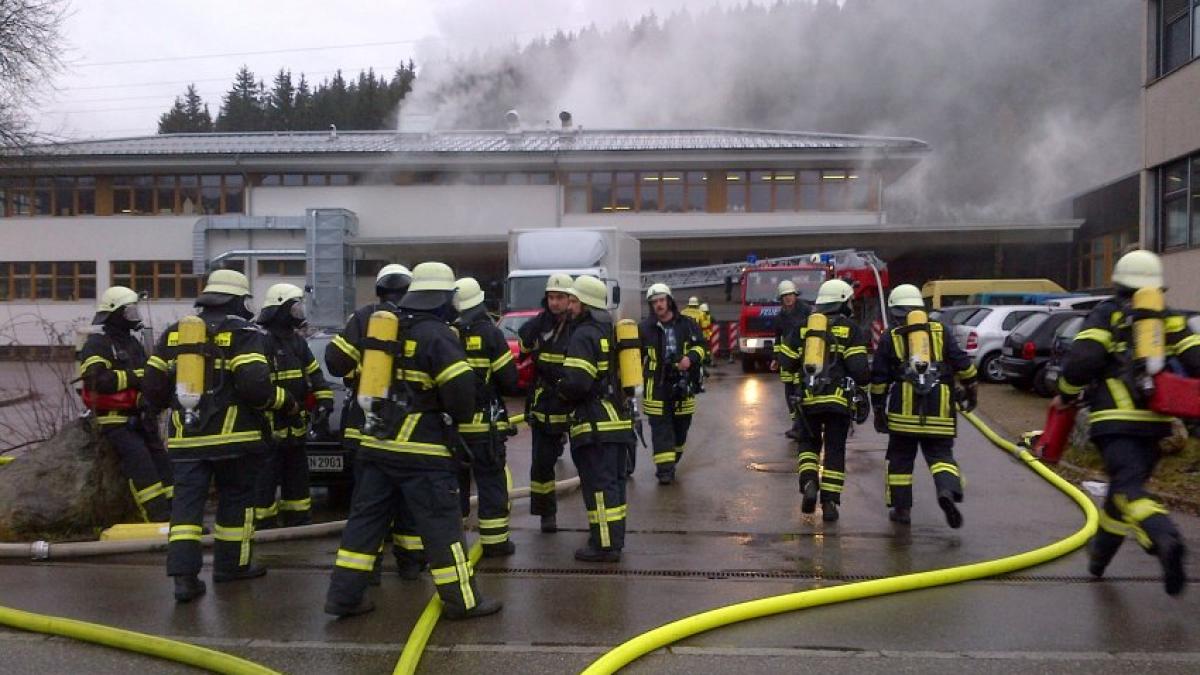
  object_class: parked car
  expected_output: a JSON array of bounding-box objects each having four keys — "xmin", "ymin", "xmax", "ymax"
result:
[
  {"xmin": 953, "ymin": 305, "xmax": 1051, "ymax": 382},
  {"xmin": 1042, "ymin": 314, "xmax": 1087, "ymax": 396},
  {"xmin": 497, "ymin": 309, "xmax": 538, "ymax": 393},
  {"xmin": 303, "ymin": 332, "xmax": 355, "ymax": 503},
  {"xmin": 997, "ymin": 310, "xmax": 1086, "ymax": 396},
  {"xmin": 1043, "ymin": 295, "xmax": 1111, "ymax": 311},
  {"xmin": 931, "ymin": 304, "xmax": 985, "ymax": 326}
]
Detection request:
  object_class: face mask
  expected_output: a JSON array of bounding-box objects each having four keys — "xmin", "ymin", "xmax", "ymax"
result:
[
  {"xmin": 289, "ymin": 300, "xmax": 307, "ymax": 324},
  {"xmin": 122, "ymin": 304, "xmax": 141, "ymax": 324},
  {"xmin": 235, "ymin": 296, "xmax": 254, "ymax": 319}
]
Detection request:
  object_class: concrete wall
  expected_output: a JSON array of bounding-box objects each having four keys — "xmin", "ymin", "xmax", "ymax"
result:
[
  {"xmin": 1144, "ymin": 60, "xmax": 1200, "ymax": 168},
  {"xmin": 1164, "ymin": 247, "xmax": 1200, "ymax": 311}
]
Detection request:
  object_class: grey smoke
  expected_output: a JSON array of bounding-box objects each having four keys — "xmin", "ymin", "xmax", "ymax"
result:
[{"xmin": 407, "ymin": 0, "xmax": 1141, "ymax": 222}]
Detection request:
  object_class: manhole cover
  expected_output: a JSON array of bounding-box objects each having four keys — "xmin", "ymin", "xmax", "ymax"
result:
[{"xmin": 748, "ymin": 461, "xmax": 795, "ymax": 473}]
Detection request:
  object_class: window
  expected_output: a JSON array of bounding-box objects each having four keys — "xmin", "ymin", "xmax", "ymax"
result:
[
  {"xmin": 258, "ymin": 259, "xmax": 306, "ymax": 276},
  {"xmin": 1002, "ymin": 311, "xmax": 1039, "ymax": 331},
  {"xmin": 821, "ymin": 171, "xmax": 848, "ymax": 210},
  {"xmin": 799, "ymin": 171, "xmax": 821, "ymax": 210},
  {"xmin": 1161, "ymin": 158, "xmax": 1191, "ymax": 249},
  {"xmin": 749, "ymin": 171, "xmax": 772, "ymax": 212},
  {"xmin": 0, "ymin": 177, "xmax": 96, "ymax": 217},
  {"xmin": 111, "ymin": 261, "xmax": 200, "ymax": 300},
  {"xmin": 0, "ymin": 261, "xmax": 96, "ymax": 301},
  {"xmin": 590, "ymin": 172, "xmax": 613, "ymax": 212},
  {"xmin": 725, "ymin": 171, "xmax": 747, "ymax": 212},
  {"xmin": 1158, "ymin": 0, "xmax": 1196, "ymax": 75},
  {"xmin": 685, "ymin": 171, "xmax": 707, "ymax": 212},
  {"xmin": 639, "ymin": 173, "xmax": 661, "ymax": 211},
  {"xmin": 774, "ymin": 172, "xmax": 796, "ymax": 210}
]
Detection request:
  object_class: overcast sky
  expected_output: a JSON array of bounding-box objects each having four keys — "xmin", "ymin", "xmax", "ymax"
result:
[{"xmin": 32, "ymin": 0, "xmax": 735, "ymax": 140}]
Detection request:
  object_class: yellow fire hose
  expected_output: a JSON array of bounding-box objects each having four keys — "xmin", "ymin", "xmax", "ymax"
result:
[
  {"xmin": 0, "ymin": 456, "xmax": 13, "ymax": 466},
  {"xmin": 577, "ymin": 409, "xmax": 1099, "ymax": 674},
  {"xmin": 393, "ymin": 541, "xmax": 486, "ymax": 675}
]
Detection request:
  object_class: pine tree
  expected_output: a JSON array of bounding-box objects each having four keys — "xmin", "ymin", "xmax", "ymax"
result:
[
  {"xmin": 266, "ymin": 69, "xmax": 296, "ymax": 129},
  {"xmin": 215, "ymin": 66, "xmax": 266, "ymax": 132},
  {"xmin": 158, "ymin": 84, "xmax": 213, "ymax": 133},
  {"xmin": 294, "ymin": 74, "xmax": 314, "ymax": 130}
]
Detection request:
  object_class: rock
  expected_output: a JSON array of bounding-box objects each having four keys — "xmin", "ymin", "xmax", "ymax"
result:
[{"xmin": 0, "ymin": 418, "xmax": 139, "ymax": 541}]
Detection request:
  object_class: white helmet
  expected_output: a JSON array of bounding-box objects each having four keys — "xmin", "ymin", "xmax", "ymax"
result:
[
  {"xmin": 571, "ymin": 275, "xmax": 608, "ymax": 310},
  {"xmin": 262, "ymin": 283, "xmax": 304, "ymax": 308},
  {"xmin": 407, "ymin": 262, "xmax": 457, "ymax": 292},
  {"xmin": 887, "ymin": 284, "xmax": 924, "ymax": 309},
  {"xmin": 455, "ymin": 277, "xmax": 485, "ymax": 311},
  {"xmin": 815, "ymin": 279, "xmax": 854, "ymax": 306},
  {"xmin": 777, "ymin": 280, "xmax": 798, "ymax": 298},
  {"xmin": 376, "ymin": 263, "xmax": 412, "ymax": 293},
  {"xmin": 93, "ymin": 286, "xmax": 140, "ymax": 325},
  {"xmin": 545, "ymin": 273, "xmax": 574, "ymax": 294},
  {"xmin": 646, "ymin": 283, "xmax": 672, "ymax": 301},
  {"xmin": 699, "ymin": 303, "xmax": 710, "ymax": 312},
  {"xmin": 202, "ymin": 269, "xmax": 251, "ymax": 297},
  {"xmin": 687, "ymin": 296, "xmax": 700, "ymax": 307},
  {"xmin": 1111, "ymin": 249, "xmax": 1163, "ymax": 289}
]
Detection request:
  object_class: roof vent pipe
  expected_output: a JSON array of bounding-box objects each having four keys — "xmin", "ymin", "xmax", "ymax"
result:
[
  {"xmin": 328, "ymin": 124, "xmax": 337, "ymax": 140},
  {"xmin": 559, "ymin": 111, "xmax": 572, "ymax": 130},
  {"xmin": 504, "ymin": 110, "xmax": 521, "ymax": 134}
]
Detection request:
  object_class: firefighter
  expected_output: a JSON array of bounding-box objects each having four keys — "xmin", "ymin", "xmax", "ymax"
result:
[
  {"xmin": 560, "ymin": 275, "xmax": 634, "ymax": 562},
  {"xmin": 453, "ymin": 277, "xmax": 521, "ymax": 558},
  {"xmin": 1056, "ymin": 250, "xmax": 1199, "ymax": 596},
  {"xmin": 143, "ymin": 269, "xmax": 296, "ymax": 603},
  {"xmin": 778, "ymin": 279, "xmax": 869, "ymax": 522},
  {"xmin": 253, "ymin": 284, "xmax": 333, "ymax": 528},
  {"xmin": 869, "ymin": 284, "xmax": 978, "ymax": 529},
  {"xmin": 325, "ymin": 262, "xmax": 501, "ymax": 619},
  {"xmin": 639, "ymin": 283, "xmax": 707, "ymax": 485},
  {"xmin": 516, "ymin": 273, "xmax": 575, "ymax": 533},
  {"xmin": 325, "ymin": 263, "xmax": 426, "ymax": 579},
  {"xmin": 699, "ymin": 302, "xmax": 717, "ymax": 366},
  {"xmin": 79, "ymin": 286, "xmax": 173, "ymax": 522},
  {"xmin": 774, "ymin": 280, "xmax": 811, "ymax": 441}
]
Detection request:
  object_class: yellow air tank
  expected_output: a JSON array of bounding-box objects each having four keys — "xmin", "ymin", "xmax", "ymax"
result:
[
  {"xmin": 906, "ymin": 310, "xmax": 931, "ymax": 372},
  {"xmin": 802, "ymin": 313, "xmax": 828, "ymax": 376},
  {"xmin": 1132, "ymin": 287, "xmax": 1165, "ymax": 375},
  {"xmin": 615, "ymin": 319, "xmax": 643, "ymax": 392},
  {"xmin": 175, "ymin": 315, "xmax": 206, "ymax": 427},
  {"xmin": 357, "ymin": 310, "xmax": 399, "ymax": 416}
]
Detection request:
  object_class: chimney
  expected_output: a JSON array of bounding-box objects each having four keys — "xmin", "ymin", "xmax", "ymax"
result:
[
  {"xmin": 504, "ymin": 110, "xmax": 521, "ymax": 134},
  {"xmin": 559, "ymin": 110, "xmax": 572, "ymax": 130},
  {"xmin": 328, "ymin": 124, "xmax": 338, "ymax": 141}
]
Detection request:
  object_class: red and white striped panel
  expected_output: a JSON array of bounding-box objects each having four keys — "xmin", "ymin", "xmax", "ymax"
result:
[{"xmin": 727, "ymin": 322, "xmax": 740, "ymax": 353}]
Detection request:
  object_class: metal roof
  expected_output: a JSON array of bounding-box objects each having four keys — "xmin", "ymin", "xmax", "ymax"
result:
[{"xmin": 13, "ymin": 128, "xmax": 929, "ymax": 158}]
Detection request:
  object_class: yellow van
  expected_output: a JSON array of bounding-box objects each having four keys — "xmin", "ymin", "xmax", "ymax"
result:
[{"xmin": 920, "ymin": 279, "xmax": 1066, "ymax": 309}]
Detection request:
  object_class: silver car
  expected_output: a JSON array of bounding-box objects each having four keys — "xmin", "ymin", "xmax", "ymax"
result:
[{"xmin": 953, "ymin": 305, "xmax": 1050, "ymax": 382}]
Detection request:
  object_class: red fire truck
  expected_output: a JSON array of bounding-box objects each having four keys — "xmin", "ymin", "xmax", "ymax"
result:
[{"xmin": 737, "ymin": 250, "xmax": 889, "ymax": 372}]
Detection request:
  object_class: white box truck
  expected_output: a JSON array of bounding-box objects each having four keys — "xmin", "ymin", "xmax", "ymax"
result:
[{"xmin": 505, "ymin": 228, "xmax": 642, "ymax": 320}]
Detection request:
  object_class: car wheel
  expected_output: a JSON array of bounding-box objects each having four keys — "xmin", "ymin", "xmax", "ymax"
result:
[
  {"xmin": 1031, "ymin": 365, "xmax": 1053, "ymax": 397},
  {"xmin": 741, "ymin": 356, "xmax": 755, "ymax": 373},
  {"xmin": 980, "ymin": 353, "xmax": 1005, "ymax": 383}
]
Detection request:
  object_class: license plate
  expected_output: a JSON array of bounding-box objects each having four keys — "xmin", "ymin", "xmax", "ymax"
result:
[{"xmin": 307, "ymin": 454, "xmax": 344, "ymax": 472}]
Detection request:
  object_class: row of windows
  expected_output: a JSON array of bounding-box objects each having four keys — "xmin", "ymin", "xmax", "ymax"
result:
[
  {"xmin": 1156, "ymin": 0, "xmax": 1200, "ymax": 77},
  {"xmin": 1159, "ymin": 154, "xmax": 1200, "ymax": 251},
  {"xmin": 564, "ymin": 170, "xmax": 875, "ymax": 214},
  {"xmin": 0, "ymin": 259, "xmax": 305, "ymax": 301},
  {"xmin": 1077, "ymin": 231, "xmax": 1136, "ymax": 289},
  {"xmin": 0, "ymin": 175, "xmax": 245, "ymax": 217}
]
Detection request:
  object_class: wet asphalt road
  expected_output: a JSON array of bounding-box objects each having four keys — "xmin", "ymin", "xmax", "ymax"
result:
[{"xmin": 3, "ymin": 368, "xmax": 1200, "ymax": 674}]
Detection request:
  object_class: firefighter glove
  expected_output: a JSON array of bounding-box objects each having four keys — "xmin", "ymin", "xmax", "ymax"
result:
[{"xmin": 958, "ymin": 382, "xmax": 978, "ymax": 413}]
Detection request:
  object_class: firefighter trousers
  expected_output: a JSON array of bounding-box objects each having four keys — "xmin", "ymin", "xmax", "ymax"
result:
[
  {"xmin": 529, "ymin": 426, "xmax": 566, "ymax": 516},
  {"xmin": 254, "ymin": 438, "xmax": 312, "ymax": 526},
  {"xmin": 797, "ymin": 411, "xmax": 850, "ymax": 504},
  {"xmin": 103, "ymin": 424, "xmax": 173, "ymax": 522},
  {"xmin": 458, "ymin": 438, "xmax": 512, "ymax": 548},
  {"xmin": 571, "ymin": 441, "xmax": 628, "ymax": 551},
  {"xmin": 649, "ymin": 412, "xmax": 692, "ymax": 480},
  {"xmin": 167, "ymin": 454, "xmax": 256, "ymax": 578},
  {"xmin": 327, "ymin": 457, "xmax": 483, "ymax": 614},
  {"xmin": 884, "ymin": 434, "xmax": 962, "ymax": 509},
  {"xmin": 1090, "ymin": 434, "xmax": 1182, "ymax": 565}
]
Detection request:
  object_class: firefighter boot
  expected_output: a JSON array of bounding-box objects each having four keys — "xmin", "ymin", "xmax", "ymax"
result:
[
  {"xmin": 173, "ymin": 575, "xmax": 207, "ymax": 603},
  {"xmin": 482, "ymin": 541, "xmax": 516, "ymax": 558},
  {"xmin": 324, "ymin": 596, "xmax": 376, "ymax": 618},
  {"xmin": 1158, "ymin": 536, "xmax": 1187, "ymax": 596},
  {"xmin": 540, "ymin": 513, "xmax": 558, "ymax": 533},
  {"xmin": 1087, "ymin": 531, "xmax": 1123, "ymax": 578},
  {"xmin": 821, "ymin": 500, "xmax": 839, "ymax": 523},
  {"xmin": 213, "ymin": 564, "xmax": 268, "ymax": 583},
  {"xmin": 889, "ymin": 507, "xmax": 911, "ymax": 524},
  {"xmin": 443, "ymin": 597, "xmax": 503, "ymax": 620},
  {"xmin": 937, "ymin": 489, "xmax": 963, "ymax": 529},
  {"xmin": 575, "ymin": 546, "xmax": 622, "ymax": 563},
  {"xmin": 800, "ymin": 479, "xmax": 818, "ymax": 514}
]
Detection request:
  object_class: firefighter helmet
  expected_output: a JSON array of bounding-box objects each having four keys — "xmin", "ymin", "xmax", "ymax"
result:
[
  {"xmin": 407, "ymin": 262, "xmax": 457, "ymax": 292},
  {"xmin": 887, "ymin": 284, "xmax": 924, "ymax": 309},
  {"xmin": 777, "ymin": 280, "xmax": 798, "ymax": 299},
  {"xmin": 546, "ymin": 273, "xmax": 574, "ymax": 294},
  {"xmin": 375, "ymin": 264, "xmax": 412, "ymax": 293},
  {"xmin": 262, "ymin": 283, "xmax": 304, "ymax": 308},
  {"xmin": 455, "ymin": 277, "xmax": 485, "ymax": 311},
  {"xmin": 571, "ymin": 275, "xmax": 608, "ymax": 310},
  {"xmin": 645, "ymin": 283, "xmax": 672, "ymax": 301},
  {"xmin": 687, "ymin": 296, "xmax": 700, "ymax": 307},
  {"xmin": 815, "ymin": 279, "xmax": 854, "ymax": 306},
  {"xmin": 1111, "ymin": 249, "xmax": 1163, "ymax": 289},
  {"xmin": 93, "ymin": 286, "xmax": 140, "ymax": 325},
  {"xmin": 699, "ymin": 303, "xmax": 710, "ymax": 313},
  {"xmin": 202, "ymin": 269, "xmax": 251, "ymax": 297}
]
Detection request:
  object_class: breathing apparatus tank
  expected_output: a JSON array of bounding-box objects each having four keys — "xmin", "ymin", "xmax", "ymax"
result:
[
  {"xmin": 1132, "ymin": 287, "xmax": 1165, "ymax": 378},
  {"xmin": 357, "ymin": 310, "xmax": 399, "ymax": 435},
  {"xmin": 175, "ymin": 315, "xmax": 207, "ymax": 429},
  {"xmin": 905, "ymin": 310, "xmax": 934, "ymax": 389},
  {"xmin": 802, "ymin": 312, "xmax": 828, "ymax": 387},
  {"xmin": 615, "ymin": 319, "xmax": 643, "ymax": 393}
]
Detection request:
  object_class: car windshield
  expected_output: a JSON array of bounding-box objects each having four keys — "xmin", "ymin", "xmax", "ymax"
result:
[
  {"xmin": 497, "ymin": 314, "xmax": 533, "ymax": 340},
  {"xmin": 507, "ymin": 276, "xmax": 551, "ymax": 312},
  {"xmin": 945, "ymin": 307, "xmax": 981, "ymax": 324},
  {"xmin": 1009, "ymin": 312, "xmax": 1048, "ymax": 340},
  {"xmin": 743, "ymin": 269, "xmax": 825, "ymax": 304},
  {"xmin": 963, "ymin": 308, "xmax": 993, "ymax": 327}
]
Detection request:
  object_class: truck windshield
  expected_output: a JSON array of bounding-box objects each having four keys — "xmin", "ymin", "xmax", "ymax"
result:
[
  {"xmin": 507, "ymin": 276, "xmax": 550, "ymax": 311},
  {"xmin": 743, "ymin": 269, "xmax": 825, "ymax": 304}
]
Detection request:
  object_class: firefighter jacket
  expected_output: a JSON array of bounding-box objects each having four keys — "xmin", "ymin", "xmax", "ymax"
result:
[
  {"xmin": 78, "ymin": 326, "xmax": 150, "ymax": 428},
  {"xmin": 264, "ymin": 324, "xmax": 333, "ymax": 441},
  {"xmin": 325, "ymin": 302, "xmax": 399, "ymax": 446},
  {"xmin": 143, "ymin": 310, "xmax": 294, "ymax": 460},
  {"xmin": 558, "ymin": 308, "xmax": 634, "ymax": 446},
  {"xmin": 774, "ymin": 303, "xmax": 811, "ymax": 384},
  {"xmin": 868, "ymin": 320, "xmax": 977, "ymax": 437},
  {"xmin": 637, "ymin": 313, "xmax": 706, "ymax": 417},
  {"xmin": 778, "ymin": 312, "xmax": 869, "ymax": 416},
  {"xmin": 344, "ymin": 311, "xmax": 476, "ymax": 470},
  {"xmin": 517, "ymin": 309, "xmax": 573, "ymax": 434},
  {"xmin": 680, "ymin": 307, "xmax": 710, "ymax": 352},
  {"xmin": 1058, "ymin": 298, "xmax": 1200, "ymax": 438},
  {"xmin": 456, "ymin": 307, "xmax": 520, "ymax": 442}
]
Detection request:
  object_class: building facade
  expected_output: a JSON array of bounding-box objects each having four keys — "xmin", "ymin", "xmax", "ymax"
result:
[{"xmin": 1143, "ymin": 0, "xmax": 1200, "ymax": 308}]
